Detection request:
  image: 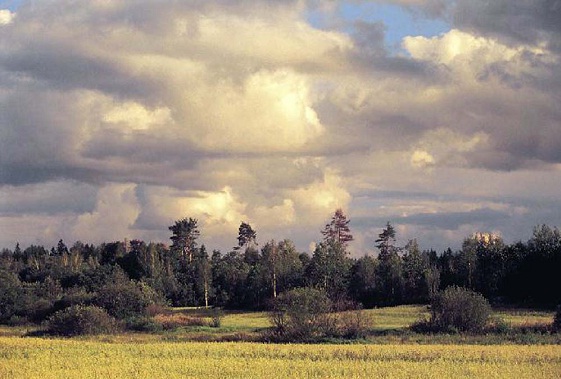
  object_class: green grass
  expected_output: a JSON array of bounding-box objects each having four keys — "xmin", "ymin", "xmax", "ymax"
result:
[
  {"xmin": 172, "ymin": 305, "xmax": 427, "ymax": 332},
  {"xmin": 364, "ymin": 305, "xmax": 428, "ymax": 331},
  {"xmin": 150, "ymin": 305, "xmax": 559, "ymax": 345},
  {"xmin": 221, "ymin": 311, "xmax": 270, "ymax": 330},
  {"xmin": 1, "ymin": 305, "xmax": 558, "ymax": 345},
  {"xmin": 495, "ymin": 308, "xmax": 554, "ymax": 327}
]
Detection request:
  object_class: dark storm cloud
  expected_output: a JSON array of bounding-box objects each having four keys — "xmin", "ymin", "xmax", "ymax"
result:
[
  {"xmin": 0, "ymin": 88, "xmax": 100, "ymax": 185},
  {"xmin": 367, "ymin": 1, "xmax": 451, "ymax": 18},
  {"xmin": 351, "ymin": 208, "xmax": 511, "ymax": 235},
  {"xmin": 396, "ymin": 208, "xmax": 510, "ymax": 230},
  {"xmin": 0, "ymin": 165, "xmax": 101, "ymax": 186},
  {"xmin": 454, "ymin": 0, "xmax": 561, "ymax": 51},
  {"xmin": 0, "ymin": 181, "xmax": 97, "ymax": 215}
]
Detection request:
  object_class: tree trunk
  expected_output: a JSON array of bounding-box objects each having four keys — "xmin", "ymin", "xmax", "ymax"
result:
[
  {"xmin": 204, "ymin": 278, "xmax": 209, "ymax": 308},
  {"xmin": 273, "ymin": 271, "xmax": 277, "ymax": 298}
]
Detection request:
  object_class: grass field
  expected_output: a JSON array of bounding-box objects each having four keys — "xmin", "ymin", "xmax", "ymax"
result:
[
  {"xmin": 177, "ymin": 304, "xmax": 426, "ymax": 331},
  {"xmin": 1, "ymin": 337, "xmax": 561, "ymax": 378},
  {"xmin": 1, "ymin": 306, "xmax": 560, "ymax": 378}
]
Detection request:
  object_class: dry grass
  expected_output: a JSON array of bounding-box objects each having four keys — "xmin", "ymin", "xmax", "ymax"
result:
[
  {"xmin": 1, "ymin": 337, "xmax": 560, "ymax": 378},
  {"xmin": 152, "ymin": 313, "xmax": 209, "ymax": 329}
]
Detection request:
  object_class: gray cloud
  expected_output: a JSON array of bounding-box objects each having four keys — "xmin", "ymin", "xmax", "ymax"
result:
[
  {"xmin": 1, "ymin": 0, "xmax": 560, "ymax": 253},
  {"xmin": 396, "ymin": 208, "xmax": 510, "ymax": 230},
  {"xmin": 0, "ymin": 181, "xmax": 97, "ymax": 215},
  {"xmin": 364, "ymin": 0, "xmax": 451, "ymax": 18},
  {"xmin": 453, "ymin": 0, "xmax": 561, "ymax": 51}
]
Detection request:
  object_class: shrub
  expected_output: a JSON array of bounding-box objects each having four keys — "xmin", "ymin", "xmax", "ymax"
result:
[
  {"xmin": 125, "ymin": 317, "xmax": 164, "ymax": 333},
  {"xmin": 52, "ymin": 290, "xmax": 96, "ymax": 313},
  {"xmin": 269, "ymin": 287, "xmax": 334, "ymax": 341},
  {"xmin": 429, "ymin": 286, "xmax": 491, "ymax": 333},
  {"xmin": 46, "ymin": 305, "xmax": 116, "ymax": 336},
  {"xmin": 95, "ymin": 280, "xmax": 159, "ymax": 320},
  {"xmin": 27, "ymin": 298, "xmax": 55, "ymax": 323},
  {"xmin": 487, "ymin": 316, "xmax": 511, "ymax": 334},
  {"xmin": 336, "ymin": 309, "xmax": 372, "ymax": 339},
  {"xmin": 210, "ymin": 307, "xmax": 223, "ymax": 328},
  {"xmin": 0, "ymin": 270, "xmax": 23, "ymax": 323},
  {"xmin": 554, "ymin": 305, "xmax": 561, "ymax": 332}
]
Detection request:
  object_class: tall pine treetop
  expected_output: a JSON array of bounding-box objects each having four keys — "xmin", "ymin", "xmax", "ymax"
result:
[{"xmin": 321, "ymin": 208, "xmax": 354, "ymax": 248}]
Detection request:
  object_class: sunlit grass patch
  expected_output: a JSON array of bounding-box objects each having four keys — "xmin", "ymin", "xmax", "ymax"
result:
[
  {"xmin": 221, "ymin": 311, "xmax": 270, "ymax": 330},
  {"xmin": 1, "ymin": 337, "xmax": 560, "ymax": 379},
  {"xmin": 364, "ymin": 305, "xmax": 428, "ymax": 331},
  {"xmin": 495, "ymin": 308, "xmax": 554, "ymax": 327}
]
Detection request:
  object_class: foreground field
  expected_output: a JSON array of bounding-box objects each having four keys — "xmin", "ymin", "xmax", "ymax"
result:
[
  {"xmin": 1, "ymin": 306, "xmax": 559, "ymax": 378},
  {"xmin": 1, "ymin": 337, "xmax": 561, "ymax": 379}
]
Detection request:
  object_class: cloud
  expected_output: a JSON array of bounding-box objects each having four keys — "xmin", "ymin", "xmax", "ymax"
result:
[
  {"xmin": 402, "ymin": 29, "xmax": 561, "ymax": 169},
  {"xmin": 377, "ymin": 0, "xmax": 450, "ymax": 17},
  {"xmin": 452, "ymin": 0, "xmax": 561, "ymax": 52},
  {"xmin": 0, "ymin": 181, "xmax": 97, "ymax": 216},
  {"xmin": 1, "ymin": 0, "xmax": 560, "ymax": 254},
  {"xmin": 0, "ymin": 9, "xmax": 13, "ymax": 24},
  {"xmin": 410, "ymin": 150, "xmax": 435, "ymax": 168},
  {"xmin": 72, "ymin": 183, "xmax": 140, "ymax": 243}
]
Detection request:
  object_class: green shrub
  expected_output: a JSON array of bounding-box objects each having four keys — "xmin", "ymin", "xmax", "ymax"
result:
[
  {"xmin": 429, "ymin": 286, "xmax": 491, "ymax": 333},
  {"xmin": 0, "ymin": 270, "xmax": 23, "ymax": 323},
  {"xmin": 46, "ymin": 305, "xmax": 116, "ymax": 336},
  {"xmin": 125, "ymin": 316, "xmax": 163, "ymax": 333},
  {"xmin": 269, "ymin": 287, "xmax": 334, "ymax": 341},
  {"xmin": 554, "ymin": 305, "xmax": 561, "ymax": 332},
  {"xmin": 52, "ymin": 290, "xmax": 96, "ymax": 313},
  {"xmin": 95, "ymin": 280, "xmax": 159, "ymax": 320},
  {"xmin": 27, "ymin": 298, "xmax": 55, "ymax": 323}
]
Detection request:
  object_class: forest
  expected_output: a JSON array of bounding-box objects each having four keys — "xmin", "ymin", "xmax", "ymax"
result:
[{"xmin": 1, "ymin": 208, "xmax": 561, "ymax": 329}]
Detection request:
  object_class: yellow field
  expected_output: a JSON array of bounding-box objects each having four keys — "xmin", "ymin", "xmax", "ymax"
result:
[{"xmin": 1, "ymin": 337, "xmax": 560, "ymax": 379}]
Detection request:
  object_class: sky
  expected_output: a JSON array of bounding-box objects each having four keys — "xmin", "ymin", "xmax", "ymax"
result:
[{"xmin": 1, "ymin": 0, "xmax": 561, "ymax": 255}]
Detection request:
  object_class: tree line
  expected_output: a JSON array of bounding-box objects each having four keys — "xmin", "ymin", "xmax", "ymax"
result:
[{"xmin": 1, "ymin": 209, "xmax": 561, "ymax": 325}]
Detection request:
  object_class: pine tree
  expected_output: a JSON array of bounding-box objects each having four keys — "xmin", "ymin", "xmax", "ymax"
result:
[
  {"xmin": 375, "ymin": 221, "xmax": 396, "ymax": 257},
  {"xmin": 321, "ymin": 209, "xmax": 354, "ymax": 248},
  {"xmin": 235, "ymin": 221, "xmax": 257, "ymax": 251},
  {"xmin": 169, "ymin": 217, "xmax": 200, "ymax": 264},
  {"xmin": 375, "ymin": 222, "xmax": 402, "ymax": 305}
]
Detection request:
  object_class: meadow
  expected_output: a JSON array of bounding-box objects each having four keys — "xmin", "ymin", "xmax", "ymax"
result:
[
  {"xmin": 2, "ymin": 337, "xmax": 561, "ymax": 378},
  {"xmin": 1, "ymin": 306, "xmax": 560, "ymax": 378}
]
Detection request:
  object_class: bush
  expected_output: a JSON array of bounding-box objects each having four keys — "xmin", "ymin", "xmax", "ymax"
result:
[
  {"xmin": 210, "ymin": 307, "xmax": 223, "ymax": 328},
  {"xmin": 95, "ymin": 280, "xmax": 159, "ymax": 320},
  {"xmin": 46, "ymin": 305, "xmax": 116, "ymax": 336},
  {"xmin": 487, "ymin": 316, "xmax": 511, "ymax": 334},
  {"xmin": 125, "ymin": 316, "xmax": 164, "ymax": 333},
  {"xmin": 269, "ymin": 287, "xmax": 335, "ymax": 341},
  {"xmin": 336, "ymin": 309, "xmax": 372, "ymax": 339},
  {"xmin": 554, "ymin": 305, "xmax": 561, "ymax": 332},
  {"xmin": 429, "ymin": 286, "xmax": 491, "ymax": 333},
  {"xmin": 27, "ymin": 298, "xmax": 55, "ymax": 323},
  {"xmin": 52, "ymin": 290, "xmax": 96, "ymax": 313},
  {"xmin": 0, "ymin": 270, "xmax": 23, "ymax": 323}
]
